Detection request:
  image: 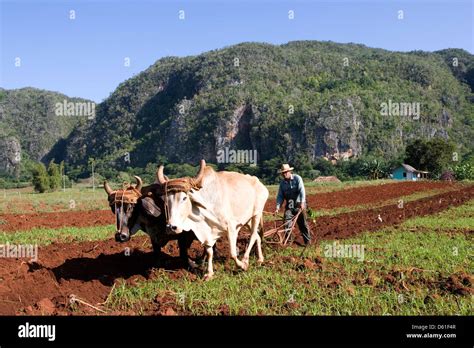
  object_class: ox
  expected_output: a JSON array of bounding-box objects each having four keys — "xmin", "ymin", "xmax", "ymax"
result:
[
  {"xmin": 103, "ymin": 176, "xmax": 198, "ymax": 268},
  {"xmin": 156, "ymin": 160, "xmax": 269, "ymax": 280}
]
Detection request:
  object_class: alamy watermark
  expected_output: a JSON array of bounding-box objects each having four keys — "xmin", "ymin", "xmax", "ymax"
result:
[
  {"xmin": 216, "ymin": 147, "xmax": 257, "ymax": 166},
  {"xmin": 55, "ymin": 100, "xmax": 96, "ymax": 119},
  {"xmin": 0, "ymin": 242, "xmax": 38, "ymax": 262},
  {"xmin": 380, "ymin": 100, "xmax": 420, "ymax": 120},
  {"xmin": 18, "ymin": 322, "xmax": 55, "ymax": 341},
  {"xmin": 323, "ymin": 241, "xmax": 365, "ymax": 262}
]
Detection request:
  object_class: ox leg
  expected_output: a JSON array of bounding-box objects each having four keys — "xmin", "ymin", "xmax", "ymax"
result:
[
  {"xmin": 228, "ymin": 225, "xmax": 248, "ymax": 271},
  {"xmin": 151, "ymin": 237, "xmax": 166, "ymax": 266},
  {"xmin": 243, "ymin": 214, "xmax": 264, "ymax": 266},
  {"xmin": 178, "ymin": 232, "xmax": 198, "ymax": 269},
  {"xmin": 255, "ymin": 213, "xmax": 264, "ymax": 263},
  {"xmin": 203, "ymin": 244, "xmax": 214, "ymax": 281}
]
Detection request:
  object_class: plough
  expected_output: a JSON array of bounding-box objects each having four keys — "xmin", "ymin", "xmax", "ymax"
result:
[{"xmin": 262, "ymin": 209, "xmax": 304, "ymax": 246}]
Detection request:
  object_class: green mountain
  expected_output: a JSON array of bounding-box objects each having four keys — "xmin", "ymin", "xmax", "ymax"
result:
[
  {"xmin": 11, "ymin": 41, "xmax": 474, "ymax": 177},
  {"xmin": 0, "ymin": 87, "xmax": 93, "ymax": 177}
]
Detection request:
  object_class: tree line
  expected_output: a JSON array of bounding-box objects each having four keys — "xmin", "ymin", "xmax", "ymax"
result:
[
  {"xmin": 31, "ymin": 160, "xmax": 69, "ymax": 193},
  {"xmin": 9, "ymin": 137, "xmax": 468, "ymax": 192}
]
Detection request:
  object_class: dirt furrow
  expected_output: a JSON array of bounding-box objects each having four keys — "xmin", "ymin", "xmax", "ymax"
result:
[
  {"xmin": 0, "ymin": 185, "xmax": 472, "ymax": 315},
  {"xmin": 0, "ymin": 181, "xmax": 458, "ymax": 233}
]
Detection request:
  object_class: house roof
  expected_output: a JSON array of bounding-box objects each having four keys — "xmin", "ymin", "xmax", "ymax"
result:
[
  {"xmin": 400, "ymin": 163, "xmax": 429, "ymax": 173},
  {"xmin": 401, "ymin": 163, "xmax": 417, "ymax": 172}
]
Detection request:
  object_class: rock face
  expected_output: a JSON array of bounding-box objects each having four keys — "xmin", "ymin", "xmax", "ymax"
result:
[
  {"xmin": 4, "ymin": 42, "xmax": 473, "ymax": 175},
  {"xmin": 0, "ymin": 137, "xmax": 21, "ymax": 176},
  {"xmin": 0, "ymin": 87, "xmax": 93, "ymax": 176},
  {"xmin": 55, "ymin": 41, "xmax": 471, "ymax": 172},
  {"xmin": 304, "ymin": 97, "xmax": 364, "ymax": 160},
  {"xmin": 215, "ymin": 104, "xmax": 256, "ymax": 156}
]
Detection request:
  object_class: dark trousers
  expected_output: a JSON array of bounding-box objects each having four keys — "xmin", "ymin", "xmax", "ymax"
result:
[{"xmin": 284, "ymin": 208, "xmax": 311, "ymax": 244}]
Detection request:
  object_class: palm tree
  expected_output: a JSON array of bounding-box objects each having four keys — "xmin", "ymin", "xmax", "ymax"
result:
[{"xmin": 362, "ymin": 158, "xmax": 386, "ymax": 180}]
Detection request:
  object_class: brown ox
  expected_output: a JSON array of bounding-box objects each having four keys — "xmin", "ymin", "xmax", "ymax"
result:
[{"xmin": 103, "ymin": 177, "xmax": 198, "ymax": 268}]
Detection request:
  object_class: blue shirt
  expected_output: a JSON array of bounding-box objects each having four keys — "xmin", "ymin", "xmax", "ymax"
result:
[{"xmin": 276, "ymin": 174, "xmax": 306, "ymax": 210}]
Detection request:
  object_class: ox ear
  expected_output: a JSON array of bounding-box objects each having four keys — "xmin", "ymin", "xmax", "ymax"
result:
[
  {"xmin": 187, "ymin": 190, "xmax": 208, "ymax": 210},
  {"xmin": 141, "ymin": 197, "xmax": 162, "ymax": 217},
  {"xmin": 187, "ymin": 191, "xmax": 222, "ymax": 227}
]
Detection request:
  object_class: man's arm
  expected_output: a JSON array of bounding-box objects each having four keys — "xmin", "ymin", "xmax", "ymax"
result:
[{"xmin": 295, "ymin": 175, "xmax": 306, "ymax": 209}]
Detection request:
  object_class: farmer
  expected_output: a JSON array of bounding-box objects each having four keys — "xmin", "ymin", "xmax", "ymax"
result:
[{"xmin": 274, "ymin": 164, "xmax": 311, "ymax": 245}]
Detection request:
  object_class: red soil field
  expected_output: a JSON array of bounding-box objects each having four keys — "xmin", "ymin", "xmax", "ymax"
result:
[
  {"xmin": 0, "ymin": 210, "xmax": 114, "ymax": 233},
  {"xmin": 302, "ymin": 181, "xmax": 456, "ymax": 210},
  {"xmin": 0, "ymin": 184, "xmax": 472, "ymax": 315},
  {"xmin": 0, "ymin": 181, "xmax": 458, "ymax": 233}
]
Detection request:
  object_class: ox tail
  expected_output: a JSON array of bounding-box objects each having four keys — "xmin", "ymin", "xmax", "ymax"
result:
[{"xmin": 259, "ymin": 212, "xmax": 264, "ymax": 240}]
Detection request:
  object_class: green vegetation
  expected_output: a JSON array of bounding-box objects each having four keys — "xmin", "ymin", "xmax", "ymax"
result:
[
  {"xmin": 0, "ymin": 179, "xmax": 407, "ymax": 214},
  {"xmin": 47, "ymin": 160, "xmax": 62, "ymax": 191},
  {"xmin": 402, "ymin": 199, "xmax": 474, "ymax": 231},
  {"xmin": 106, "ymin": 225, "xmax": 472, "ymax": 315},
  {"xmin": 30, "ymin": 160, "xmax": 66, "ymax": 193},
  {"xmin": 405, "ymin": 138, "xmax": 456, "ymax": 177},
  {"xmin": 0, "ymin": 187, "xmax": 109, "ymax": 214},
  {"xmin": 0, "ymin": 225, "xmax": 114, "ymax": 246},
  {"xmin": 0, "ymin": 87, "xmax": 92, "ymax": 181},
  {"xmin": 312, "ymin": 186, "xmax": 461, "ymax": 217},
  {"xmin": 436, "ymin": 48, "xmax": 474, "ymax": 92},
  {"xmin": 102, "ymin": 199, "xmax": 473, "ymax": 315},
  {"xmin": 0, "ymin": 181, "xmax": 471, "ymax": 315},
  {"xmin": 41, "ymin": 42, "xmax": 473, "ymax": 182},
  {"xmin": 2, "ymin": 42, "xmax": 473, "ymax": 186},
  {"xmin": 31, "ymin": 163, "xmax": 50, "ymax": 193},
  {"xmin": 453, "ymin": 159, "xmax": 474, "ymax": 180}
]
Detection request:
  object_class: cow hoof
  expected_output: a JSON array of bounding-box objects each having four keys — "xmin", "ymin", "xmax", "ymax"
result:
[
  {"xmin": 203, "ymin": 273, "xmax": 214, "ymax": 281},
  {"xmin": 241, "ymin": 260, "xmax": 249, "ymax": 271},
  {"xmin": 187, "ymin": 259, "xmax": 199, "ymax": 269},
  {"xmin": 257, "ymin": 258, "xmax": 264, "ymax": 264}
]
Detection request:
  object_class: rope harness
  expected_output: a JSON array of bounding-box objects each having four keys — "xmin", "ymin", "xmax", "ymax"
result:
[
  {"xmin": 162, "ymin": 177, "xmax": 202, "ymax": 224},
  {"xmin": 108, "ymin": 183, "xmax": 142, "ymax": 231}
]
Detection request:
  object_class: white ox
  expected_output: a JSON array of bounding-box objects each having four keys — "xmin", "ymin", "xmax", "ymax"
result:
[{"xmin": 156, "ymin": 160, "xmax": 269, "ymax": 280}]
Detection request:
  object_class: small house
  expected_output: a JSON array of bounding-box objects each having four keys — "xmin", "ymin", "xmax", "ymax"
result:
[{"xmin": 392, "ymin": 164, "xmax": 429, "ymax": 181}]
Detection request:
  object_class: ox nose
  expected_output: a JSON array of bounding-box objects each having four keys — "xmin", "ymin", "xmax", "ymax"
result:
[
  {"xmin": 115, "ymin": 232, "xmax": 130, "ymax": 242},
  {"xmin": 167, "ymin": 224, "xmax": 178, "ymax": 232}
]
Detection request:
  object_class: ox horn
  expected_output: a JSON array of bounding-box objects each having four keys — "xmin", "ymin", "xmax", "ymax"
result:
[
  {"xmin": 104, "ymin": 181, "xmax": 113, "ymax": 195},
  {"xmin": 156, "ymin": 165, "xmax": 168, "ymax": 184},
  {"xmin": 194, "ymin": 159, "xmax": 206, "ymax": 184},
  {"xmin": 134, "ymin": 175, "xmax": 143, "ymax": 191}
]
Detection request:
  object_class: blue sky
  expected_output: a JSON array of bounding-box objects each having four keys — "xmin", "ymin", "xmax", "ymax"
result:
[{"xmin": 1, "ymin": 0, "xmax": 472, "ymax": 102}]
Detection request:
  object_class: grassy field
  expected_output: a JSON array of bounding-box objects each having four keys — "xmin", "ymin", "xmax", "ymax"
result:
[
  {"xmin": 102, "ymin": 200, "xmax": 473, "ymax": 315},
  {"xmin": 312, "ymin": 186, "xmax": 461, "ymax": 217},
  {"xmin": 402, "ymin": 200, "xmax": 474, "ymax": 232},
  {"xmin": 0, "ymin": 187, "xmax": 109, "ymax": 214},
  {"xmin": 0, "ymin": 225, "xmax": 114, "ymax": 246},
  {"xmin": 1, "ymin": 181, "xmax": 471, "ymax": 316},
  {"xmin": 0, "ymin": 180, "xmax": 395, "ymax": 214},
  {"xmin": 267, "ymin": 179, "xmax": 395, "ymax": 196}
]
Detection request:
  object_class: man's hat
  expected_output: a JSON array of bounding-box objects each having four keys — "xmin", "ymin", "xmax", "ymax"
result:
[{"xmin": 278, "ymin": 164, "xmax": 294, "ymax": 174}]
